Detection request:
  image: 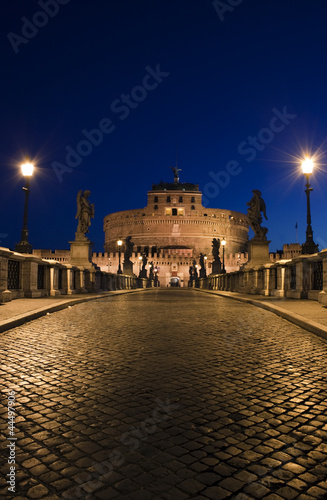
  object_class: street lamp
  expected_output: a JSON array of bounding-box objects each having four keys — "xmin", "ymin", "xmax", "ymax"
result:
[
  {"xmin": 117, "ymin": 239, "xmax": 123, "ymax": 274},
  {"xmin": 301, "ymin": 158, "xmax": 318, "ymax": 254},
  {"xmin": 15, "ymin": 162, "xmax": 34, "ymax": 254},
  {"xmin": 221, "ymin": 237, "xmax": 226, "ymax": 273}
]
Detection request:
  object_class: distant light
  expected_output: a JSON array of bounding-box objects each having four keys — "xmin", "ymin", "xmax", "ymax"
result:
[
  {"xmin": 139, "ymin": 256, "xmax": 142, "ymax": 260},
  {"xmin": 221, "ymin": 238, "xmax": 226, "ymax": 246},
  {"xmin": 204, "ymin": 256, "xmax": 207, "ymax": 260},
  {"xmin": 21, "ymin": 162, "xmax": 34, "ymax": 176},
  {"xmin": 302, "ymin": 158, "xmax": 314, "ymax": 175},
  {"xmin": 117, "ymin": 239, "xmax": 122, "ymax": 246}
]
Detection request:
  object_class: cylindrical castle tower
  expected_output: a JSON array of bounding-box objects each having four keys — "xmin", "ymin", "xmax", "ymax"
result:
[{"xmin": 104, "ymin": 179, "xmax": 249, "ymax": 256}]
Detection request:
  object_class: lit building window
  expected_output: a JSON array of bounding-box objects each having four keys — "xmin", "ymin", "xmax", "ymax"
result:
[
  {"xmin": 165, "ymin": 208, "xmax": 172, "ymax": 216},
  {"xmin": 178, "ymin": 208, "xmax": 184, "ymax": 216}
]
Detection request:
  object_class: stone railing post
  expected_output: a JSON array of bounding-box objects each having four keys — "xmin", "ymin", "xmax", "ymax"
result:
[
  {"xmin": 0, "ymin": 254, "xmax": 11, "ymax": 302},
  {"xmin": 318, "ymin": 250, "xmax": 327, "ymax": 305},
  {"xmin": 285, "ymin": 257, "xmax": 309, "ymax": 299},
  {"xmin": 22, "ymin": 257, "xmax": 48, "ymax": 298}
]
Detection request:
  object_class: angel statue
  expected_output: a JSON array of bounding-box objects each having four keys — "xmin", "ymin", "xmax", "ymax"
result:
[
  {"xmin": 75, "ymin": 190, "xmax": 94, "ymax": 236},
  {"xmin": 171, "ymin": 166, "xmax": 182, "ymax": 183},
  {"xmin": 246, "ymin": 189, "xmax": 268, "ymax": 240},
  {"xmin": 124, "ymin": 236, "xmax": 134, "ymax": 262},
  {"xmin": 212, "ymin": 238, "xmax": 220, "ymax": 261},
  {"xmin": 142, "ymin": 253, "xmax": 148, "ymax": 270}
]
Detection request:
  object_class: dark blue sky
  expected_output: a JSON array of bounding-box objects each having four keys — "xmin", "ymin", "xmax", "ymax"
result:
[{"xmin": 1, "ymin": 0, "xmax": 327, "ymax": 253}]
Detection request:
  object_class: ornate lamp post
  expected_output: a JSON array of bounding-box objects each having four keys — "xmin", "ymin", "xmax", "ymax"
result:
[
  {"xmin": 221, "ymin": 237, "xmax": 226, "ymax": 273},
  {"xmin": 301, "ymin": 158, "xmax": 318, "ymax": 255},
  {"xmin": 139, "ymin": 255, "xmax": 142, "ymax": 276},
  {"xmin": 117, "ymin": 239, "xmax": 123, "ymax": 274},
  {"xmin": 204, "ymin": 255, "xmax": 207, "ymax": 271},
  {"xmin": 15, "ymin": 162, "xmax": 34, "ymax": 254}
]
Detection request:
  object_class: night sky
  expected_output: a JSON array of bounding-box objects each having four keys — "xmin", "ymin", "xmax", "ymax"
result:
[{"xmin": 1, "ymin": 0, "xmax": 327, "ymax": 254}]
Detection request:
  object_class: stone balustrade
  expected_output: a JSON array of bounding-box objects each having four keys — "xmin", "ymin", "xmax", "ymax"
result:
[
  {"xmin": 0, "ymin": 247, "xmax": 148, "ymax": 303},
  {"xmin": 195, "ymin": 249, "xmax": 327, "ymax": 305}
]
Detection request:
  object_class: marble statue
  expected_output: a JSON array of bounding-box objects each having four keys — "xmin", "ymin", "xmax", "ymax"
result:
[{"xmin": 75, "ymin": 190, "xmax": 94, "ymax": 236}]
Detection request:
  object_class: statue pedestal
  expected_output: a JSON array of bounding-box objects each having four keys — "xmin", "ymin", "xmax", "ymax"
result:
[
  {"xmin": 199, "ymin": 268, "xmax": 207, "ymax": 278},
  {"xmin": 139, "ymin": 269, "xmax": 147, "ymax": 279},
  {"xmin": 211, "ymin": 260, "xmax": 222, "ymax": 275},
  {"xmin": 244, "ymin": 239, "xmax": 270, "ymax": 269},
  {"xmin": 69, "ymin": 238, "xmax": 94, "ymax": 269},
  {"xmin": 123, "ymin": 261, "xmax": 134, "ymax": 276}
]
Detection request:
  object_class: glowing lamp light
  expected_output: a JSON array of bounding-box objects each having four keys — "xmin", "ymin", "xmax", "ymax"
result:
[
  {"xmin": 21, "ymin": 162, "xmax": 34, "ymax": 176},
  {"xmin": 139, "ymin": 256, "xmax": 142, "ymax": 260},
  {"xmin": 302, "ymin": 158, "xmax": 314, "ymax": 175},
  {"xmin": 221, "ymin": 238, "xmax": 226, "ymax": 246},
  {"xmin": 117, "ymin": 239, "xmax": 123, "ymax": 246}
]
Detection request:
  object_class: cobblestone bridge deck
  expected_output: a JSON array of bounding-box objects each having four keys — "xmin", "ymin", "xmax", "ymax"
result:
[{"xmin": 1, "ymin": 289, "xmax": 327, "ymax": 499}]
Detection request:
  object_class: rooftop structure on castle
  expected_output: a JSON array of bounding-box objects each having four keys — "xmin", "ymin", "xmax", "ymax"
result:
[{"xmin": 151, "ymin": 181, "xmax": 199, "ymax": 192}]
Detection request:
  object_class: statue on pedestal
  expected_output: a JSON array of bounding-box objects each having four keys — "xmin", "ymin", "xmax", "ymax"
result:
[
  {"xmin": 70, "ymin": 190, "xmax": 94, "ymax": 269},
  {"xmin": 212, "ymin": 238, "xmax": 221, "ymax": 261},
  {"xmin": 142, "ymin": 253, "xmax": 147, "ymax": 270},
  {"xmin": 124, "ymin": 236, "xmax": 134, "ymax": 262},
  {"xmin": 192, "ymin": 259, "xmax": 198, "ymax": 278},
  {"xmin": 246, "ymin": 190, "xmax": 268, "ymax": 240},
  {"xmin": 171, "ymin": 166, "xmax": 182, "ymax": 183},
  {"xmin": 149, "ymin": 261, "xmax": 154, "ymax": 280},
  {"xmin": 188, "ymin": 265, "xmax": 194, "ymax": 287},
  {"xmin": 211, "ymin": 238, "xmax": 222, "ymax": 274},
  {"xmin": 75, "ymin": 190, "xmax": 94, "ymax": 238},
  {"xmin": 199, "ymin": 252, "xmax": 207, "ymax": 278}
]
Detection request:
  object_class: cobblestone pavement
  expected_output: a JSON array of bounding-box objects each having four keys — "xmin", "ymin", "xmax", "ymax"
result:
[{"xmin": 1, "ymin": 289, "xmax": 327, "ymax": 500}]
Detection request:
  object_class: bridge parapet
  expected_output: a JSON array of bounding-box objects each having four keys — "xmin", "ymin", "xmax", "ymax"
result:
[
  {"xmin": 0, "ymin": 247, "xmax": 149, "ymax": 303},
  {"xmin": 196, "ymin": 249, "xmax": 327, "ymax": 305}
]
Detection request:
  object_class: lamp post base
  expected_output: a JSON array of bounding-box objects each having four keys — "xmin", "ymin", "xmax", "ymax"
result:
[
  {"xmin": 302, "ymin": 241, "xmax": 319, "ymax": 255},
  {"xmin": 15, "ymin": 241, "xmax": 32, "ymax": 254}
]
